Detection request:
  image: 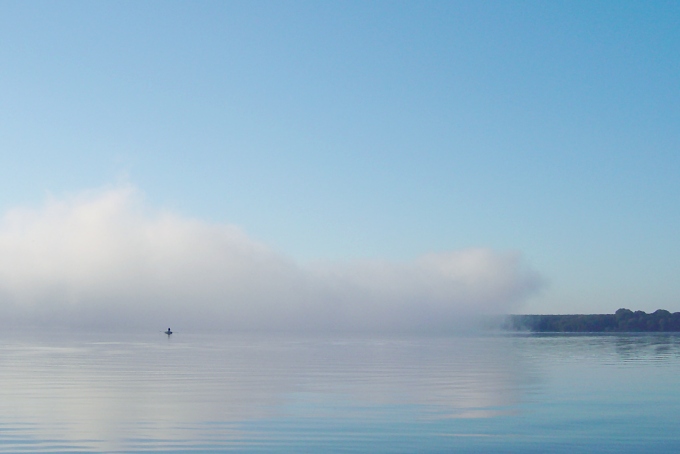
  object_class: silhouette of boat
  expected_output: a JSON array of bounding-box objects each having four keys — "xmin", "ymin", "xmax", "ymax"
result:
[{"xmin": 165, "ymin": 328, "xmax": 172, "ymax": 335}]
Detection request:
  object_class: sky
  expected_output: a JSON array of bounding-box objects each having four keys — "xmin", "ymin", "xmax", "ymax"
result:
[{"xmin": 0, "ymin": 1, "xmax": 678, "ymax": 329}]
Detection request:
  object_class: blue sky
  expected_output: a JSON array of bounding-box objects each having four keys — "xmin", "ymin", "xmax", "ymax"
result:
[{"xmin": 0, "ymin": 1, "xmax": 678, "ymax": 319}]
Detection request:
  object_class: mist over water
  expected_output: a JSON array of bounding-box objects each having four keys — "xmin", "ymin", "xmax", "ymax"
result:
[{"xmin": 0, "ymin": 186, "xmax": 542, "ymax": 332}]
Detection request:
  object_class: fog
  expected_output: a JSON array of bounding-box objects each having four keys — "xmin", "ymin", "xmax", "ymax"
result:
[{"xmin": 0, "ymin": 186, "xmax": 542, "ymax": 332}]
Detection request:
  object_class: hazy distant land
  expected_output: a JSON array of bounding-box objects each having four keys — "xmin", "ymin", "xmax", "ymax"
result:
[{"xmin": 509, "ymin": 309, "xmax": 680, "ymax": 332}]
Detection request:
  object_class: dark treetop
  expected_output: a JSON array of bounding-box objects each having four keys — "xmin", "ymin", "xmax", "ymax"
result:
[{"xmin": 508, "ymin": 309, "xmax": 680, "ymax": 332}]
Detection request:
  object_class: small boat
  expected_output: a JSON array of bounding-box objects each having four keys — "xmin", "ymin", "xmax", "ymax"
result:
[{"xmin": 165, "ymin": 328, "xmax": 172, "ymax": 335}]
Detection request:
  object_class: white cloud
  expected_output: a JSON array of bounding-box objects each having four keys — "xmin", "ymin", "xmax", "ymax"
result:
[{"xmin": 0, "ymin": 185, "xmax": 542, "ymax": 332}]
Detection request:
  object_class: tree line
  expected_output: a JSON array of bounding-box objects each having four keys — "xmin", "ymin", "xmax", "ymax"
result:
[{"xmin": 509, "ymin": 309, "xmax": 680, "ymax": 332}]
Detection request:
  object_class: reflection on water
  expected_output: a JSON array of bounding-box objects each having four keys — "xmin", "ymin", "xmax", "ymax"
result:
[
  {"xmin": 0, "ymin": 332, "xmax": 679, "ymax": 452},
  {"xmin": 612, "ymin": 333, "xmax": 680, "ymax": 361}
]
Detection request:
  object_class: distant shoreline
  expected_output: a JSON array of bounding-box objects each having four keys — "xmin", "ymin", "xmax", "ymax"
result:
[{"xmin": 508, "ymin": 309, "xmax": 680, "ymax": 332}]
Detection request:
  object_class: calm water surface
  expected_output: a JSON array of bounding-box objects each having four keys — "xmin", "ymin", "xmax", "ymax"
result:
[{"xmin": 0, "ymin": 331, "xmax": 679, "ymax": 452}]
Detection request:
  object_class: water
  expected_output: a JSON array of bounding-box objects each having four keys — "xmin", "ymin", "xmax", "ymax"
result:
[{"xmin": 0, "ymin": 331, "xmax": 679, "ymax": 452}]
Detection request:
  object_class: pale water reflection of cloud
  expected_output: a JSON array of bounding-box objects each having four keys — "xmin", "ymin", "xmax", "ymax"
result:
[
  {"xmin": 0, "ymin": 185, "xmax": 543, "ymax": 332},
  {"xmin": 0, "ymin": 334, "xmax": 530, "ymax": 452}
]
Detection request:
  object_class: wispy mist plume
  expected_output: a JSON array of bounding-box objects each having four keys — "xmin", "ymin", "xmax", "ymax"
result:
[{"xmin": 0, "ymin": 186, "xmax": 542, "ymax": 332}]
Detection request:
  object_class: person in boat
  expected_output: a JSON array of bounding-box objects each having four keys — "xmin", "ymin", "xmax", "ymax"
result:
[{"xmin": 165, "ymin": 328, "xmax": 172, "ymax": 335}]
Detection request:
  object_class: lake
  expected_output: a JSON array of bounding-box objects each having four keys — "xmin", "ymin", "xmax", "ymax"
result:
[{"xmin": 0, "ymin": 331, "xmax": 678, "ymax": 452}]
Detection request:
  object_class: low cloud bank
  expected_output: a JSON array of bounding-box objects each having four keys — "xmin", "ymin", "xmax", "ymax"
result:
[{"xmin": 0, "ymin": 186, "xmax": 542, "ymax": 332}]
